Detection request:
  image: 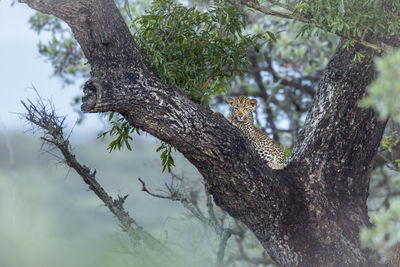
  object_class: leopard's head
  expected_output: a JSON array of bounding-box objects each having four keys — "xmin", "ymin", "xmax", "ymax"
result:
[{"xmin": 226, "ymin": 96, "xmax": 258, "ymax": 122}]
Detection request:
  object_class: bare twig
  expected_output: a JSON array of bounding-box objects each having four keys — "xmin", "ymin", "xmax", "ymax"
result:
[
  {"xmin": 138, "ymin": 176, "xmax": 207, "ymax": 222},
  {"xmin": 216, "ymin": 229, "xmax": 233, "ymax": 267},
  {"xmin": 139, "ymin": 175, "xmax": 233, "ymax": 266},
  {"xmin": 21, "ymin": 93, "xmax": 169, "ymax": 255},
  {"xmin": 138, "ymin": 174, "xmax": 265, "ymax": 266},
  {"xmin": 124, "ymin": 0, "xmax": 134, "ymax": 23},
  {"xmin": 263, "ymin": 50, "xmax": 315, "ymax": 97},
  {"xmin": 205, "ymin": 190, "xmax": 218, "ymax": 228},
  {"xmin": 138, "ymin": 177, "xmax": 173, "ymax": 199}
]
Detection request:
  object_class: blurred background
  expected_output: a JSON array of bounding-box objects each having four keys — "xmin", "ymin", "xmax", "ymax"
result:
[{"xmin": 1, "ymin": 0, "xmax": 400, "ymax": 266}]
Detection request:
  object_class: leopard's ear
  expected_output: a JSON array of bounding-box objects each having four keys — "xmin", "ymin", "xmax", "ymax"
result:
[
  {"xmin": 226, "ymin": 97, "xmax": 235, "ymax": 106},
  {"xmin": 248, "ymin": 98, "xmax": 258, "ymax": 109}
]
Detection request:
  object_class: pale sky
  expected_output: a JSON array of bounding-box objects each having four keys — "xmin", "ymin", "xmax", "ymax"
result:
[{"xmin": 0, "ymin": 0, "xmax": 103, "ymax": 137}]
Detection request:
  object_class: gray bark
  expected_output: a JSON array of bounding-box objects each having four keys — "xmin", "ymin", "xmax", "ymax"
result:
[{"xmin": 19, "ymin": 0, "xmax": 393, "ymax": 265}]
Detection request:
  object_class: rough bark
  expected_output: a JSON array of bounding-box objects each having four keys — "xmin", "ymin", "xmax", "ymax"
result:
[{"xmin": 19, "ymin": 0, "xmax": 393, "ymax": 265}]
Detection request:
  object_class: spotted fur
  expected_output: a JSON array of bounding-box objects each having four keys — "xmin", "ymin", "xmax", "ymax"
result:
[{"xmin": 226, "ymin": 96, "xmax": 287, "ymax": 170}]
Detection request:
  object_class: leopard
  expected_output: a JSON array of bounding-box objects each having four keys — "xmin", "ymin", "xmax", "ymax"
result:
[{"xmin": 226, "ymin": 95, "xmax": 287, "ymax": 170}]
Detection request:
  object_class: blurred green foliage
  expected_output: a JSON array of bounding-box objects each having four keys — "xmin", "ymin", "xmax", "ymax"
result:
[
  {"xmin": 359, "ymin": 50, "xmax": 400, "ymax": 260},
  {"xmin": 360, "ymin": 197, "xmax": 400, "ymax": 258},
  {"xmin": 294, "ymin": 1, "xmax": 400, "ymax": 49},
  {"xmin": 280, "ymin": 144, "xmax": 291, "ymax": 160},
  {"xmin": 382, "ymin": 132, "xmax": 400, "ymax": 154},
  {"xmin": 381, "ymin": 131, "xmax": 400, "ymax": 169},
  {"xmin": 249, "ymin": 15, "xmax": 337, "ymax": 77},
  {"xmin": 360, "ymin": 50, "xmax": 400, "ymax": 123}
]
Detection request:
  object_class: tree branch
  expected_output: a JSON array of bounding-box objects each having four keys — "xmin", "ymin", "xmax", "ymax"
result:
[
  {"xmin": 240, "ymin": 0, "xmax": 389, "ymax": 53},
  {"xmin": 21, "ymin": 95, "xmax": 168, "ymax": 254},
  {"xmin": 138, "ymin": 175, "xmax": 243, "ymax": 266}
]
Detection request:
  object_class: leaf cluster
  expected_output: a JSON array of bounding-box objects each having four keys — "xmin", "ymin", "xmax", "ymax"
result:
[
  {"xmin": 382, "ymin": 132, "xmax": 400, "ymax": 154},
  {"xmin": 381, "ymin": 131, "xmax": 400, "ymax": 169},
  {"xmin": 98, "ymin": 112, "xmax": 140, "ymax": 152},
  {"xmin": 294, "ymin": 0, "xmax": 400, "ymax": 48},
  {"xmin": 360, "ymin": 50, "xmax": 400, "ymax": 123},
  {"xmin": 156, "ymin": 142, "xmax": 176, "ymax": 173},
  {"xmin": 133, "ymin": 0, "xmax": 258, "ymax": 103},
  {"xmin": 101, "ymin": 111, "xmax": 177, "ymax": 172}
]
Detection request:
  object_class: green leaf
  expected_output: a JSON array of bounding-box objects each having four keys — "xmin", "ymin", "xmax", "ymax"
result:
[
  {"xmin": 266, "ymin": 31, "xmax": 277, "ymax": 41},
  {"xmin": 292, "ymin": 3, "xmax": 309, "ymax": 14}
]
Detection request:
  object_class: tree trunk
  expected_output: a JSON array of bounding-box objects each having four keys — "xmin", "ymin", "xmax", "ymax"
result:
[{"xmin": 19, "ymin": 0, "xmax": 392, "ymax": 265}]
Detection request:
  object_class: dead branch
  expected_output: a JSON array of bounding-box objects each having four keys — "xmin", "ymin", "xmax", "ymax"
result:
[
  {"xmin": 138, "ymin": 174, "xmax": 270, "ymax": 266},
  {"xmin": 20, "ymin": 93, "xmax": 169, "ymax": 255}
]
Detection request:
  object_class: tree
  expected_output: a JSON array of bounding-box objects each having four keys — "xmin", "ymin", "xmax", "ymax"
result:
[{"xmin": 17, "ymin": 0, "xmax": 400, "ymax": 265}]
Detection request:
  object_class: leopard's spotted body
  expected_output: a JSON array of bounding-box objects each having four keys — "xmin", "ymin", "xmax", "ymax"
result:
[{"xmin": 226, "ymin": 96, "xmax": 287, "ymax": 170}]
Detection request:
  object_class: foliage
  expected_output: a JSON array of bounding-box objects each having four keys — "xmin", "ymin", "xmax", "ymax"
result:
[
  {"xmin": 98, "ymin": 112, "xmax": 140, "ymax": 152},
  {"xmin": 280, "ymin": 144, "xmax": 291, "ymax": 160},
  {"xmin": 382, "ymin": 131, "xmax": 400, "ymax": 154},
  {"xmin": 250, "ymin": 16, "xmax": 337, "ymax": 76},
  {"xmin": 360, "ymin": 50, "xmax": 400, "ymax": 123},
  {"xmin": 381, "ymin": 131, "xmax": 400, "ymax": 169},
  {"xmin": 97, "ymin": 112, "xmax": 176, "ymax": 172},
  {"xmin": 156, "ymin": 142, "xmax": 176, "ymax": 173},
  {"xmin": 360, "ymin": 197, "xmax": 400, "ymax": 259},
  {"xmin": 357, "ymin": 49, "xmax": 400, "ymax": 263},
  {"xmin": 133, "ymin": 0, "xmax": 258, "ymax": 104},
  {"xmin": 293, "ymin": 0, "xmax": 400, "ymax": 48}
]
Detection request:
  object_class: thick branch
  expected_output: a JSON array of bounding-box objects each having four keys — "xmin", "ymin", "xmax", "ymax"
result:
[{"xmin": 291, "ymin": 42, "xmax": 386, "ymax": 204}]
